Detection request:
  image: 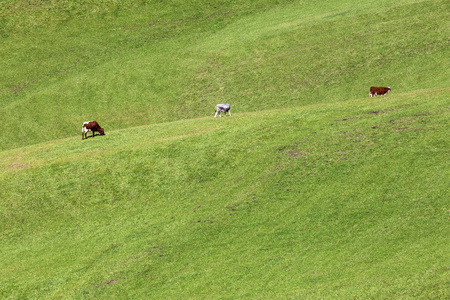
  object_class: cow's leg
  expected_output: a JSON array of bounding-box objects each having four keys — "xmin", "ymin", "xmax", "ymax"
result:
[{"xmin": 228, "ymin": 110, "xmax": 231, "ymax": 116}]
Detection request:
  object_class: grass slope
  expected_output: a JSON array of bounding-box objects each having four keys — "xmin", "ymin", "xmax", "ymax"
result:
[
  {"xmin": 1, "ymin": 0, "xmax": 449, "ymax": 298},
  {"xmin": 1, "ymin": 89, "xmax": 449, "ymax": 298},
  {"xmin": 1, "ymin": 0, "xmax": 449, "ymax": 150}
]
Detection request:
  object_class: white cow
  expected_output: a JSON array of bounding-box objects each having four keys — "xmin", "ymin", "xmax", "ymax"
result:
[{"xmin": 214, "ymin": 104, "xmax": 231, "ymax": 118}]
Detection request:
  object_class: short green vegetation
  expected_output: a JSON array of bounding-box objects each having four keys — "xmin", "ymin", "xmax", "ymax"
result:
[{"xmin": 1, "ymin": 0, "xmax": 448, "ymax": 298}]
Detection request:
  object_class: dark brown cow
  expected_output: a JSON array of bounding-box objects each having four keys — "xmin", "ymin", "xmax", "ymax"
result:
[
  {"xmin": 370, "ymin": 86, "xmax": 391, "ymax": 97},
  {"xmin": 82, "ymin": 121, "xmax": 105, "ymax": 140}
]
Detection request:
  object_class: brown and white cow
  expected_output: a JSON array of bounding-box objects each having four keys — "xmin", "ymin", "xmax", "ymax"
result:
[
  {"xmin": 370, "ymin": 86, "xmax": 391, "ymax": 97},
  {"xmin": 82, "ymin": 121, "xmax": 105, "ymax": 140}
]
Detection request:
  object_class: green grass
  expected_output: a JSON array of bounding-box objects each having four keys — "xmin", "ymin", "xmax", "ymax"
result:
[
  {"xmin": 1, "ymin": 0, "xmax": 448, "ymax": 150},
  {"xmin": 1, "ymin": 0, "xmax": 449, "ymax": 298}
]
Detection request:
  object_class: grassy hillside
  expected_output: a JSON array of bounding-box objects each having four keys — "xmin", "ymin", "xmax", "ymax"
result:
[
  {"xmin": 1, "ymin": 0, "xmax": 448, "ymax": 150},
  {"xmin": 1, "ymin": 0, "xmax": 449, "ymax": 298},
  {"xmin": 1, "ymin": 89, "xmax": 448, "ymax": 298}
]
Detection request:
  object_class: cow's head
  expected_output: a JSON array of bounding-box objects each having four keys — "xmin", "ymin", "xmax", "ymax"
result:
[
  {"xmin": 99, "ymin": 128, "xmax": 105, "ymax": 135},
  {"xmin": 387, "ymin": 87, "xmax": 391, "ymax": 93}
]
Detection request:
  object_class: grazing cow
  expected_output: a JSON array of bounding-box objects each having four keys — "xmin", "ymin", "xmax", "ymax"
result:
[
  {"xmin": 214, "ymin": 104, "xmax": 231, "ymax": 117},
  {"xmin": 82, "ymin": 120, "xmax": 105, "ymax": 140},
  {"xmin": 370, "ymin": 86, "xmax": 391, "ymax": 97}
]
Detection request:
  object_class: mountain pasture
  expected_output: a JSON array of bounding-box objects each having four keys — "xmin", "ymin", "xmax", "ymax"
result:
[{"xmin": 0, "ymin": 0, "xmax": 449, "ymax": 298}]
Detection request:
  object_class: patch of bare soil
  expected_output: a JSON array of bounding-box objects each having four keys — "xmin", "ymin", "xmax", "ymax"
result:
[
  {"xmin": 287, "ymin": 150, "xmax": 309, "ymax": 158},
  {"xmin": 104, "ymin": 279, "xmax": 119, "ymax": 285}
]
